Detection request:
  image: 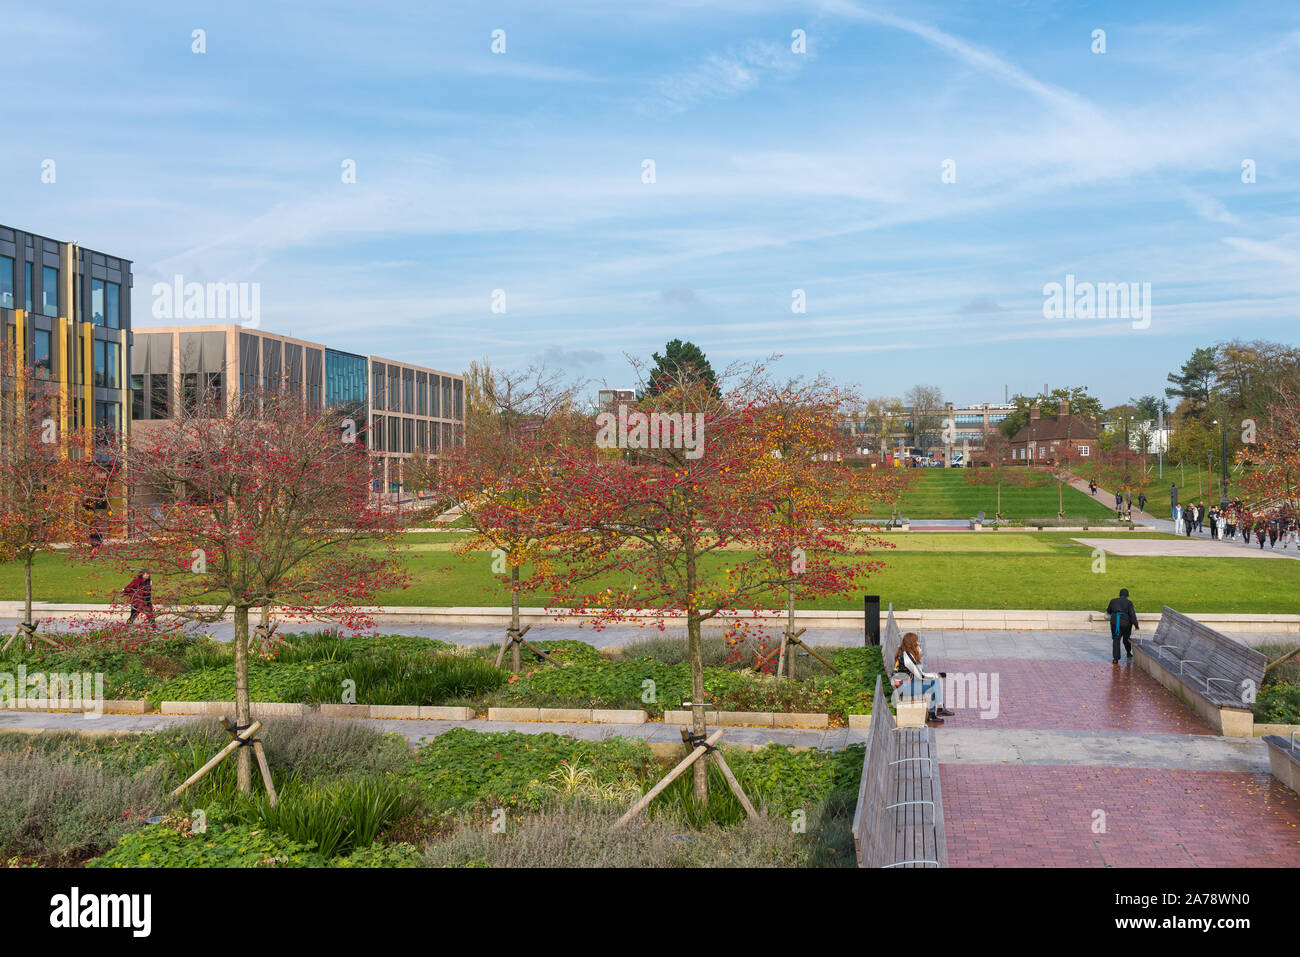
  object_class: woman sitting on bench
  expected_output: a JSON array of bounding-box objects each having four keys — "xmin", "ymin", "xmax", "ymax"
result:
[{"xmin": 893, "ymin": 632, "xmax": 954, "ymax": 726}]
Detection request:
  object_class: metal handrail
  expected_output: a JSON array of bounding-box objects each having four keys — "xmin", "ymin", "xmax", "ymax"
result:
[
  {"xmin": 886, "ymin": 800, "xmax": 935, "ymax": 810},
  {"xmin": 884, "ymin": 859, "xmax": 939, "ymax": 868},
  {"xmin": 1204, "ymin": 676, "xmax": 1236, "ymax": 697},
  {"xmin": 890, "ymin": 756, "xmax": 933, "ymax": 769},
  {"xmin": 1178, "ymin": 659, "xmax": 1207, "ymax": 676}
]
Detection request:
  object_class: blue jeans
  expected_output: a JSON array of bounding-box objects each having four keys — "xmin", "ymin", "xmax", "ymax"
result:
[{"xmin": 896, "ymin": 678, "xmax": 942, "ymax": 709}]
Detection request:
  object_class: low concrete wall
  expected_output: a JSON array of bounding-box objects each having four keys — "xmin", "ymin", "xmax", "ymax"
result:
[
  {"xmin": 1, "ymin": 699, "xmax": 146, "ymax": 714},
  {"xmin": 1133, "ymin": 647, "xmax": 1254, "ymax": 737},
  {"xmin": 6, "ymin": 602, "xmax": 1298, "ymax": 632},
  {"xmin": 661, "ymin": 710, "xmax": 829, "ymax": 729},
  {"xmin": 1263, "ymin": 736, "xmax": 1300, "ymax": 794}
]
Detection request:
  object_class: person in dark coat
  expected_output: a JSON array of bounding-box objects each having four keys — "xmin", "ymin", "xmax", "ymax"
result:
[
  {"xmin": 1137, "ymin": 492, "xmax": 1147, "ymax": 514},
  {"xmin": 124, "ymin": 570, "xmax": 155, "ymax": 626},
  {"xmin": 1105, "ymin": 588, "xmax": 1139, "ymax": 663}
]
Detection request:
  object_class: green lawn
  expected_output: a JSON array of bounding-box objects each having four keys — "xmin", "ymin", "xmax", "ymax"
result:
[
  {"xmin": 1069, "ymin": 461, "xmax": 1245, "ymax": 506},
  {"xmin": 863, "ymin": 468, "xmax": 1116, "ymax": 520},
  {"xmin": 11, "ymin": 530, "xmax": 1299, "ymax": 614}
]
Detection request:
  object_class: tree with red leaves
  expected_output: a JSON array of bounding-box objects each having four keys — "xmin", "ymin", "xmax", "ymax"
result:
[
  {"xmin": 99, "ymin": 388, "xmax": 407, "ymax": 791},
  {"xmin": 0, "ymin": 350, "xmax": 95, "ymax": 639},
  {"xmin": 406, "ymin": 364, "xmax": 588, "ymax": 670},
  {"xmin": 530, "ymin": 362, "xmax": 901, "ymax": 801},
  {"xmin": 1237, "ymin": 384, "xmax": 1300, "ymax": 517}
]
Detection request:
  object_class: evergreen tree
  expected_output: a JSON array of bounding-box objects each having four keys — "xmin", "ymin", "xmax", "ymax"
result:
[{"xmin": 644, "ymin": 339, "xmax": 720, "ymax": 399}]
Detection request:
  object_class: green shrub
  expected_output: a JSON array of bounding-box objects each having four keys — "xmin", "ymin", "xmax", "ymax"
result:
[
  {"xmin": 306, "ymin": 653, "xmax": 505, "ymax": 706},
  {"xmin": 226, "ymin": 774, "xmax": 420, "ymax": 858},
  {"xmin": 149, "ymin": 661, "xmax": 342, "ymax": 707},
  {"xmin": 0, "ymin": 751, "xmax": 166, "ymax": 865},
  {"xmin": 88, "ymin": 814, "xmax": 325, "ymax": 868},
  {"xmin": 1255, "ymin": 682, "xmax": 1300, "ymax": 724},
  {"xmin": 406, "ymin": 728, "xmax": 657, "ymax": 812},
  {"xmin": 330, "ymin": 841, "xmax": 423, "ymax": 867}
]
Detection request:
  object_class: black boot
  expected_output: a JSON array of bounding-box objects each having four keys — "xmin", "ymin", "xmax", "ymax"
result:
[{"xmin": 926, "ymin": 710, "xmax": 944, "ymax": 726}]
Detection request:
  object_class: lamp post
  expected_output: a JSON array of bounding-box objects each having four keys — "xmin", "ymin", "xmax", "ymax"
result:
[{"xmin": 1213, "ymin": 418, "xmax": 1228, "ymax": 506}]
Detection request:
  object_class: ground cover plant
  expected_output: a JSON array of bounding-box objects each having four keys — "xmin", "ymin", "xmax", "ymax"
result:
[
  {"xmin": 0, "ymin": 718, "xmax": 864, "ymax": 868},
  {"xmin": 1254, "ymin": 642, "xmax": 1300, "ymax": 725}
]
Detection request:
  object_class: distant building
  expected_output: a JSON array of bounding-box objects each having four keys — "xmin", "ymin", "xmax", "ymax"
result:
[
  {"xmin": 597, "ymin": 388, "xmax": 636, "ymax": 411},
  {"xmin": 131, "ymin": 324, "xmax": 463, "ymax": 498},
  {"xmin": 846, "ymin": 402, "xmax": 1016, "ymax": 456},
  {"xmin": 1008, "ymin": 402, "xmax": 1098, "ymax": 462}
]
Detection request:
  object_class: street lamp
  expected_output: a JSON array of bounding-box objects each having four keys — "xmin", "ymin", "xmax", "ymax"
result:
[{"xmin": 1212, "ymin": 418, "xmax": 1228, "ymax": 506}]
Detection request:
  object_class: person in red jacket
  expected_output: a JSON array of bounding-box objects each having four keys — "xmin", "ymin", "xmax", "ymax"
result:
[{"xmin": 123, "ymin": 570, "xmax": 155, "ymax": 626}]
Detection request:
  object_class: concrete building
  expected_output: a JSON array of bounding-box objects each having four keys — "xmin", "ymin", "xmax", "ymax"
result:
[
  {"xmin": 847, "ymin": 401, "xmax": 1016, "ymax": 457},
  {"xmin": 131, "ymin": 325, "xmax": 463, "ymax": 498}
]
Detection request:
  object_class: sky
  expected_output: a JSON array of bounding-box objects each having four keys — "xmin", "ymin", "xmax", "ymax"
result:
[{"xmin": 4, "ymin": 0, "xmax": 1299, "ymax": 408}]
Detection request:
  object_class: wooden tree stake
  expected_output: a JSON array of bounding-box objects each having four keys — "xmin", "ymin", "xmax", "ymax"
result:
[{"xmin": 614, "ymin": 728, "xmax": 724, "ymax": 828}]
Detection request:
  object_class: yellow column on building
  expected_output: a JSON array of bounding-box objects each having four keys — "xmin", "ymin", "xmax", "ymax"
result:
[
  {"xmin": 83, "ymin": 319, "xmax": 93, "ymax": 457},
  {"xmin": 58, "ymin": 315, "xmax": 69, "ymax": 446},
  {"xmin": 13, "ymin": 309, "xmax": 25, "ymax": 406}
]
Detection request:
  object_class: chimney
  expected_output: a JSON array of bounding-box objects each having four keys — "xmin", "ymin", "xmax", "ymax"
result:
[
  {"xmin": 1029, "ymin": 405, "xmax": 1041, "ymax": 420},
  {"xmin": 1059, "ymin": 401, "xmax": 1069, "ymax": 417}
]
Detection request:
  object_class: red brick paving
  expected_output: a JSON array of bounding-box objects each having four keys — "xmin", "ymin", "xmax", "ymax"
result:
[
  {"xmin": 941, "ymin": 765, "xmax": 1300, "ymax": 867},
  {"xmin": 928, "ymin": 658, "xmax": 1215, "ymax": 734}
]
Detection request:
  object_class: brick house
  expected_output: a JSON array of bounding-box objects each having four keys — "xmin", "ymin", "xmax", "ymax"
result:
[{"xmin": 1008, "ymin": 401, "xmax": 1098, "ymax": 463}]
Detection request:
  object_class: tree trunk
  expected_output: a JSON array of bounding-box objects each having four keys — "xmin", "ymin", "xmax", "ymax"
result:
[
  {"xmin": 23, "ymin": 554, "xmax": 33, "ymax": 627},
  {"xmin": 511, "ymin": 564, "xmax": 521, "ymax": 673},
  {"xmin": 232, "ymin": 604, "xmax": 252, "ymax": 793},
  {"xmin": 687, "ymin": 609, "xmax": 707, "ymax": 803}
]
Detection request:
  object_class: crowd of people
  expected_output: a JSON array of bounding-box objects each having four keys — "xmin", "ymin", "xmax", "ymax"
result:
[{"xmin": 1172, "ymin": 497, "xmax": 1299, "ymax": 549}]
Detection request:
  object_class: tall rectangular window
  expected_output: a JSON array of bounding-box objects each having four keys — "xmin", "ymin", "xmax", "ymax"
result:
[
  {"xmin": 372, "ymin": 365, "xmax": 385, "ymax": 410},
  {"xmin": 388, "ymin": 369, "xmax": 400, "ymax": 412},
  {"xmin": 41, "ymin": 266, "xmax": 58, "ymax": 317},
  {"xmin": 94, "ymin": 341, "xmax": 121, "ymax": 389},
  {"xmin": 372, "ymin": 415, "xmax": 385, "ymax": 451},
  {"xmin": 94, "ymin": 401, "xmax": 120, "ymax": 439},
  {"xmin": 388, "ymin": 416, "xmax": 400, "ymax": 452},
  {"xmin": 0, "ymin": 256, "xmax": 13, "ymax": 308},
  {"xmin": 25, "ymin": 263, "xmax": 33, "ymax": 312},
  {"xmin": 33, "ymin": 329, "xmax": 52, "ymax": 378},
  {"xmin": 105, "ymin": 282, "xmax": 120, "ymax": 329},
  {"xmin": 132, "ymin": 375, "xmax": 145, "ymax": 420},
  {"xmin": 150, "ymin": 373, "xmax": 170, "ymax": 418},
  {"xmin": 92, "ymin": 279, "xmax": 106, "ymax": 325}
]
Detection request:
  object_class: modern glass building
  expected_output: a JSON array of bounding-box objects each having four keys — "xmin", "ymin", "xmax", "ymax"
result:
[
  {"xmin": 0, "ymin": 224, "xmax": 133, "ymax": 517},
  {"xmin": 132, "ymin": 325, "xmax": 462, "ymax": 499}
]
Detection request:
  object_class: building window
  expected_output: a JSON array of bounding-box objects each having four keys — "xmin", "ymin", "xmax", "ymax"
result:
[
  {"xmin": 388, "ymin": 369, "xmax": 400, "ymax": 412},
  {"xmin": 388, "ymin": 416, "xmax": 400, "ymax": 452},
  {"xmin": 403, "ymin": 417, "xmax": 414, "ymax": 454},
  {"xmin": 0, "ymin": 256, "xmax": 13, "ymax": 309},
  {"xmin": 94, "ymin": 401, "xmax": 120, "ymax": 439},
  {"xmin": 150, "ymin": 374, "xmax": 171, "ymax": 418},
  {"xmin": 92, "ymin": 279, "xmax": 105, "ymax": 325},
  {"xmin": 454, "ymin": 379, "xmax": 463, "ymax": 419},
  {"xmin": 372, "ymin": 415, "xmax": 385, "ymax": 451},
  {"xmin": 1079, "ymin": 445, "xmax": 1090, "ymax": 457},
  {"xmin": 372, "ymin": 365, "xmax": 385, "ymax": 409},
  {"xmin": 93, "ymin": 341, "xmax": 121, "ymax": 389},
  {"xmin": 33, "ymin": 329, "xmax": 52, "ymax": 379},
  {"xmin": 106, "ymin": 282, "xmax": 120, "ymax": 328},
  {"xmin": 25, "ymin": 263, "xmax": 32, "ymax": 312},
  {"xmin": 41, "ymin": 266, "xmax": 58, "ymax": 317},
  {"xmin": 132, "ymin": 375, "xmax": 145, "ymax": 420}
]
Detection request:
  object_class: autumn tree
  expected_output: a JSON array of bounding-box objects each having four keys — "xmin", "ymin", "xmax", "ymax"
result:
[
  {"xmin": 100, "ymin": 388, "xmax": 407, "ymax": 791},
  {"xmin": 904, "ymin": 384, "xmax": 944, "ymax": 450},
  {"xmin": 1237, "ymin": 384, "xmax": 1300, "ymax": 517},
  {"xmin": 406, "ymin": 365, "xmax": 587, "ymax": 669},
  {"xmin": 0, "ymin": 350, "xmax": 96, "ymax": 634},
  {"xmin": 532, "ymin": 362, "xmax": 900, "ymax": 801}
]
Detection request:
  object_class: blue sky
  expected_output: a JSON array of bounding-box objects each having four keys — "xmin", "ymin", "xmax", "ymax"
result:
[{"xmin": 4, "ymin": 0, "xmax": 1299, "ymax": 408}]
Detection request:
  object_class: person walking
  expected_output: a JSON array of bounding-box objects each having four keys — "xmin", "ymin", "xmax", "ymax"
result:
[
  {"xmin": 1268, "ymin": 517, "xmax": 1279, "ymax": 549},
  {"xmin": 1170, "ymin": 483, "xmax": 1178, "ymax": 521},
  {"xmin": 1256, "ymin": 523, "xmax": 1267, "ymax": 549},
  {"xmin": 1208, "ymin": 507, "xmax": 1218, "ymax": 540},
  {"xmin": 892, "ymin": 632, "xmax": 953, "ymax": 726},
  {"xmin": 123, "ymin": 570, "xmax": 156, "ymax": 627},
  {"xmin": 1089, "ymin": 478, "xmax": 1097, "ymax": 496},
  {"xmin": 1174, "ymin": 503, "xmax": 1184, "ymax": 535},
  {"xmin": 1105, "ymin": 588, "xmax": 1140, "ymax": 663},
  {"xmin": 1137, "ymin": 491, "xmax": 1147, "ymax": 514}
]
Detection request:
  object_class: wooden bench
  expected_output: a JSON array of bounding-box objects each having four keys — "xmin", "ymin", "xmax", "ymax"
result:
[
  {"xmin": 881, "ymin": 602, "xmax": 902, "ymax": 674},
  {"xmin": 1262, "ymin": 733, "xmax": 1300, "ymax": 795},
  {"xmin": 1131, "ymin": 606, "xmax": 1267, "ymax": 736},
  {"xmin": 851, "ymin": 676, "xmax": 947, "ymax": 868}
]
